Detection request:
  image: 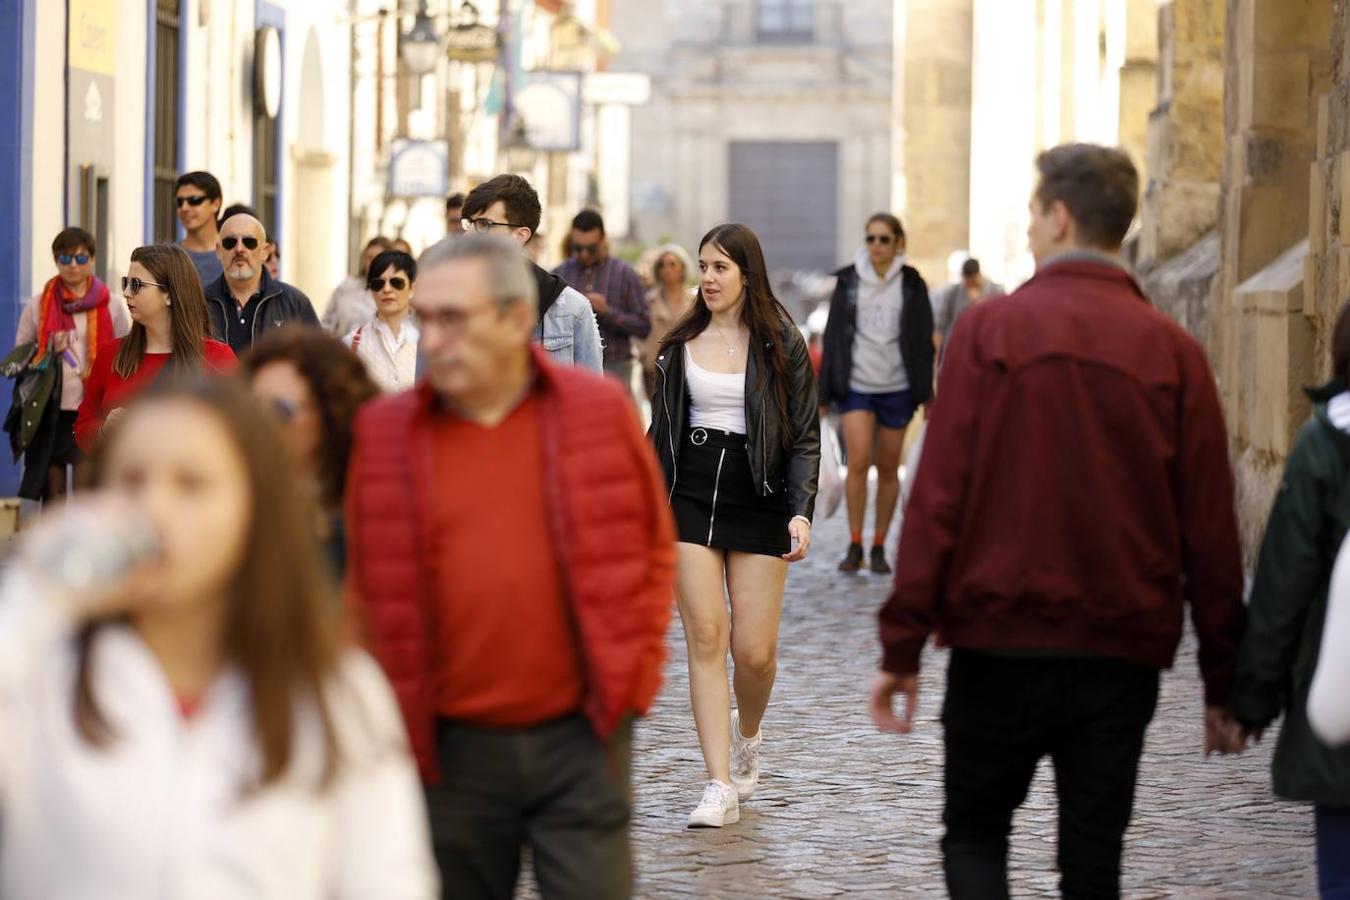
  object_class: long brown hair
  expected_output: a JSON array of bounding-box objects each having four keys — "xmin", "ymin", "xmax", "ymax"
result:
[
  {"xmin": 114, "ymin": 244, "xmax": 210, "ymax": 379},
  {"xmin": 76, "ymin": 378, "xmax": 346, "ymax": 787},
  {"xmin": 238, "ymin": 326, "xmax": 381, "ymax": 510},
  {"xmin": 663, "ymin": 223, "xmax": 796, "ymax": 447}
]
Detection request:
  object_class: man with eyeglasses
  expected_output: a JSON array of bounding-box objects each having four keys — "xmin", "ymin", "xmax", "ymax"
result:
[
  {"xmin": 176, "ymin": 171, "xmax": 225, "ymax": 286},
  {"xmin": 460, "ymin": 175, "xmax": 602, "ymax": 372},
  {"xmin": 202, "ymin": 213, "xmax": 318, "ymax": 354},
  {"xmin": 552, "ymin": 209, "xmax": 650, "ymax": 400},
  {"xmin": 11, "ymin": 227, "xmax": 131, "ymax": 500},
  {"xmin": 346, "ymin": 233, "xmax": 673, "ymax": 900}
]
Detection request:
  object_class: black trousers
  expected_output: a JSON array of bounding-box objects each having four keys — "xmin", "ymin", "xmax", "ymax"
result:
[
  {"xmin": 424, "ymin": 714, "xmax": 633, "ymax": 900},
  {"xmin": 941, "ymin": 650, "xmax": 1160, "ymax": 900}
]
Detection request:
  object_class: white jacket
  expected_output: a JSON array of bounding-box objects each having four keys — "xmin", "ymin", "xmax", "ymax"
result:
[
  {"xmin": 345, "ymin": 318, "xmax": 419, "ymax": 394},
  {"xmin": 0, "ymin": 571, "xmax": 437, "ymax": 899}
]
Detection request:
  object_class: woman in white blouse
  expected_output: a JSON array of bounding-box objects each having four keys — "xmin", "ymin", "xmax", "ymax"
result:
[
  {"xmin": 0, "ymin": 377, "xmax": 436, "ymax": 899},
  {"xmin": 345, "ymin": 250, "xmax": 419, "ymax": 393}
]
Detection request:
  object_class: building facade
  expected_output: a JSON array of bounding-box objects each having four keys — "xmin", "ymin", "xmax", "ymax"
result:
[
  {"xmin": 894, "ymin": 0, "xmax": 1159, "ymax": 286},
  {"xmin": 611, "ymin": 0, "xmax": 894, "ymax": 279}
]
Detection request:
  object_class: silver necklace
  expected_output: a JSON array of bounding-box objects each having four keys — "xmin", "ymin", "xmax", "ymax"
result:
[{"xmin": 712, "ymin": 323, "xmax": 739, "ymax": 357}]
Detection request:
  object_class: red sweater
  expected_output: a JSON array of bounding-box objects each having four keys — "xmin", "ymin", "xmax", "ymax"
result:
[
  {"xmin": 426, "ymin": 392, "xmax": 585, "ymax": 726},
  {"xmin": 75, "ymin": 338, "xmax": 238, "ymax": 451},
  {"xmin": 879, "ymin": 259, "xmax": 1245, "ymax": 706},
  {"xmin": 346, "ymin": 346, "xmax": 676, "ymax": 781}
]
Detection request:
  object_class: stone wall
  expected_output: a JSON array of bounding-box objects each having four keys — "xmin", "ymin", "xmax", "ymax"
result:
[{"xmin": 1209, "ymin": 0, "xmax": 1334, "ymax": 562}]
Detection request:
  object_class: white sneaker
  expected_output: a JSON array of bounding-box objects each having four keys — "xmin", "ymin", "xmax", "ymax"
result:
[
  {"xmin": 687, "ymin": 780, "xmax": 739, "ymax": 828},
  {"xmin": 730, "ymin": 710, "xmax": 762, "ymax": 800}
]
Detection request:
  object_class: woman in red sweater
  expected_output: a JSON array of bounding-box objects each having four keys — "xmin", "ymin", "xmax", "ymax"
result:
[{"xmin": 76, "ymin": 244, "xmax": 236, "ymax": 451}]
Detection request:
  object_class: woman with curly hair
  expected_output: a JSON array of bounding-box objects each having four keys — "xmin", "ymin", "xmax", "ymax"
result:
[{"xmin": 239, "ymin": 326, "xmax": 380, "ymax": 575}]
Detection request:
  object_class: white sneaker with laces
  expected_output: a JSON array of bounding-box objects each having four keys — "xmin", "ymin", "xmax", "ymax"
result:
[
  {"xmin": 687, "ymin": 780, "xmax": 739, "ymax": 828},
  {"xmin": 730, "ymin": 710, "xmax": 762, "ymax": 800}
]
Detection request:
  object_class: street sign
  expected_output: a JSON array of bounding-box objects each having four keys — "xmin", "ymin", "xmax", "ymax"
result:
[
  {"xmin": 515, "ymin": 71, "xmax": 583, "ymax": 153},
  {"xmin": 388, "ymin": 139, "xmax": 450, "ymax": 198}
]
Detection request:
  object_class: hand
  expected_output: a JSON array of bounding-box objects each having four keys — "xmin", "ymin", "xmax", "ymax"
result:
[
  {"xmin": 19, "ymin": 495, "xmax": 164, "ymax": 621},
  {"xmin": 782, "ymin": 517, "xmax": 811, "ymax": 562},
  {"xmin": 1204, "ymin": 706, "xmax": 1250, "ymax": 756},
  {"xmin": 585, "ymin": 292, "xmax": 608, "ymax": 315},
  {"xmin": 870, "ymin": 671, "xmax": 919, "ymax": 734},
  {"xmin": 100, "ymin": 407, "xmax": 126, "ymax": 435}
]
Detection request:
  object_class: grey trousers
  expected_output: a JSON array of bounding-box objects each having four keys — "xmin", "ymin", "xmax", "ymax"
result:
[{"xmin": 425, "ymin": 714, "xmax": 634, "ymax": 900}]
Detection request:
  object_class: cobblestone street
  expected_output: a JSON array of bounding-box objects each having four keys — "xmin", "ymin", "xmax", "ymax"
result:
[{"xmin": 619, "ymin": 508, "xmax": 1317, "ymax": 899}]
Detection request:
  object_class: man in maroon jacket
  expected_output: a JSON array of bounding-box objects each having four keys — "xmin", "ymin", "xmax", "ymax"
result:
[
  {"xmin": 346, "ymin": 234, "xmax": 675, "ymax": 899},
  {"xmin": 870, "ymin": 144, "xmax": 1246, "ymax": 898}
]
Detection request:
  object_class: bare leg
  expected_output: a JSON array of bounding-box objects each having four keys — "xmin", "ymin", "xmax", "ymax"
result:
[
  {"xmin": 840, "ymin": 410, "xmax": 877, "ymax": 538},
  {"xmin": 726, "ymin": 551, "xmax": 788, "ymax": 737},
  {"xmin": 675, "ymin": 543, "xmax": 733, "ymax": 783},
  {"xmin": 872, "ymin": 424, "xmax": 908, "ymax": 545}
]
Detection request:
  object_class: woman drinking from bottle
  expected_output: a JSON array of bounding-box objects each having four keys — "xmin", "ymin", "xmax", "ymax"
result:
[{"xmin": 0, "ymin": 377, "xmax": 436, "ymax": 897}]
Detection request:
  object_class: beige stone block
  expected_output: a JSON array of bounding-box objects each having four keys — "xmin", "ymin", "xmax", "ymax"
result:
[
  {"xmin": 1339, "ymin": 247, "xmax": 1350, "ymax": 301},
  {"xmin": 1247, "ymin": 51, "xmax": 1312, "ymax": 132},
  {"xmin": 1311, "ymin": 161, "xmax": 1327, "ymax": 256},
  {"xmin": 1339, "ymin": 152, "xmax": 1350, "ymax": 240},
  {"xmin": 1305, "ymin": 255, "xmax": 1319, "ymax": 317},
  {"xmin": 1318, "ymin": 93, "xmax": 1332, "ymax": 160},
  {"xmin": 1253, "ymin": 0, "xmax": 1324, "ymax": 51}
]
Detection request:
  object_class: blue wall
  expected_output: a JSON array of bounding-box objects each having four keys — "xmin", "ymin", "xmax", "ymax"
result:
[{"xmin": 0, "ymin": 0, "xmax": 37, "ymax": 494}]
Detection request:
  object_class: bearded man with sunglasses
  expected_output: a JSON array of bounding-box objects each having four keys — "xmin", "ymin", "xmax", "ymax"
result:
[
  {"xmin": 203, "ymin": 213, "xmax": 318, "ymax": 354},
  {"xmin": 175, "ymin": 171, "xmax": 225, "ymax": 286}
]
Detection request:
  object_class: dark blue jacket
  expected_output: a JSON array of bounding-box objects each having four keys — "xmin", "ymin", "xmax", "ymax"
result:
[{"xmin": 203, "ymin": 269, "xmax": 318, "ymax": 352}]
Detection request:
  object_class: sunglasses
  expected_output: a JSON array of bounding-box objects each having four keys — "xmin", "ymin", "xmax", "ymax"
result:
[
  {"xmin": 176, "ymin": 195, "xmax": 210, "ymax": 208},
  {"xmin": 57, "ymin": 253, "xmax": 91, "ymax": 266},
  {"xmin": 573, "ymin": 242, "xmax": 602, "ymax": 256},
  {"xmin": 121, "ymin": 276, "xmax": 166, "ymax": 295},
  {"xmin": 268, "ymin": 397, "xmax": 298, "ymax": 423},
  {"xmin": 369, "ymin": 276, "xmax": 409, "ymax": 292},
  {"xmin": 865, "ymin": 235, "xmax": 895, "ymax": 245},
  {"xmin": 221, "ymin": 236, "xmax": 261, "ymax": 251}
]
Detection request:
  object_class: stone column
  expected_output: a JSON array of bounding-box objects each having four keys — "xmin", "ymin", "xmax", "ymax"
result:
[{"xmin": 895, "ymin": 0, "xmax": 974, "ymax": 284}]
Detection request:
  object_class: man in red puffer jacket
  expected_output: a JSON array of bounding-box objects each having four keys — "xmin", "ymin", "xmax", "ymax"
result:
[{"xmin": 346, "ymin": 233, "xmax": 675, "ymax": 900}]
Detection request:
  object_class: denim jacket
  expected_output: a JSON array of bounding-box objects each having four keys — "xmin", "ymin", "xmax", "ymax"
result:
[{"xmin": 534, "ymin": 285, "xmax": 603, "ymax": 373}]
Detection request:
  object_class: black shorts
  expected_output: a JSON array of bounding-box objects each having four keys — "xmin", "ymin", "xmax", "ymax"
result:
[{"xmin": 671, "ymin": 427, "xmax": 791, "ymax": 558}]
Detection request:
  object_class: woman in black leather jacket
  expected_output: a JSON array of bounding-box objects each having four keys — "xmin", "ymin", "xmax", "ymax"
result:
[{"xmin": 648, "ymin": 223, "xmax": 820, "ymax": 828}]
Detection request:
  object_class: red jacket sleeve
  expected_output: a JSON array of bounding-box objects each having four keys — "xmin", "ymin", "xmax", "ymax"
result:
[
  {"xmin": 1175, "ymin": 338, "xmax": 1245, "ymax": 706},
  {"xmin": 204, "ymin": 340, "xmax": 238, "ymax": 373},
  {"xmin": 618, "ymin": 386, "xmax": 675, "ymax": 714},
  {"xmin": 879, "ymin": 310, "xmax": 983, "ymax": 675},
  {"xmin": 74, "ymin": 354, "xmax": 108, "ymax": 453}
]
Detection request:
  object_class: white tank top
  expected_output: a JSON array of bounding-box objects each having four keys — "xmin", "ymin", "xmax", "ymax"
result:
[{"xmin": 686, "ymin": 346, "xmax": 747, "ymax": 434}]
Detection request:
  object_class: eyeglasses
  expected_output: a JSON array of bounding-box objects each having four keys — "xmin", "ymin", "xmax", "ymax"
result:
[
  {"xmin": 462, "ymin": 216, "xmax": 529, "ymax": 234},
  {"xmin": 369, "ymin": 276, "xmax": 409, "ymax": 292},
  {"xmin": 657, "ymin": 259, "xmax": 680, "ymax": 269},
  {"xmin": 57, "ymin": 253, "xmax": 91, "ymax": 266},
  {"xmin": 121, "ymin": 276, "xmax": 166, "ymax": 295},
  {"xmin": 176, "ymin": 195, "xmax": 210, "ymax": 208},
  {"xmin": 413, "ymin": 303, "xmax": 500, "ymax": 333},
  {"xmin": 221, "ymin": 236, "xmax": 261, "ymax": 251},
  {"xmin": 865, "ymin": 235, "xmax": 895, "ymax": 245},
  {"xmin": 573, "ymin": 242, "xmax": 602, "ymax": 256}
]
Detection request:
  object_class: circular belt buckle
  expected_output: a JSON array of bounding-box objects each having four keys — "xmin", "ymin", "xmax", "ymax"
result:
[{"xmin": 690, "ymin": 427, "xmax": 708, "ymax": 446}]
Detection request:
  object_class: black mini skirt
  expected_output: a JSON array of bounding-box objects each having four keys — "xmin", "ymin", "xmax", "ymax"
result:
[{"xmin": 671, "ymin": 427, "xmax": 791, "ymax": 558}]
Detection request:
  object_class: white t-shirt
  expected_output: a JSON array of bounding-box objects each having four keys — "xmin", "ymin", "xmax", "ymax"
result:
[{"xmin": 685, "ymin": 346, "xmax": 746, "ymax": 434}]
